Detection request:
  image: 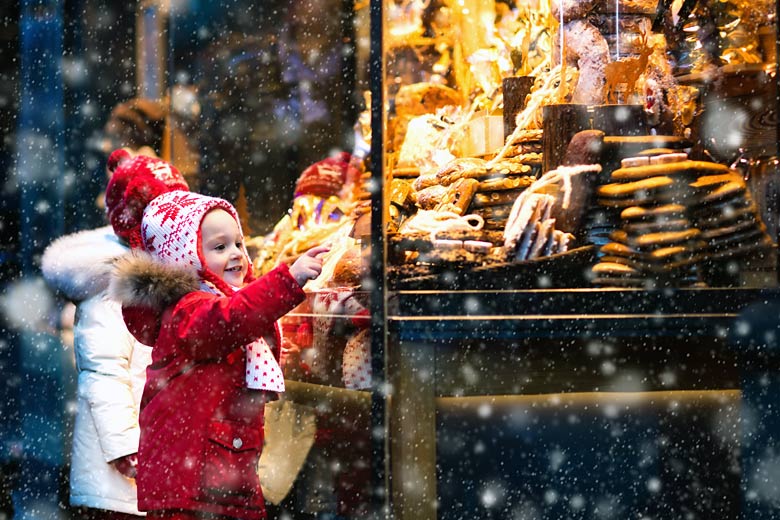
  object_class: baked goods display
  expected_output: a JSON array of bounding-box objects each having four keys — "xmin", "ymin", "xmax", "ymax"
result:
[
  {"xmin": 591, "ymin": 151, "xmax": 773, "ymax": 287},
  {"xmin": 379, "ymin": 0, "xmax": 777, "ymax": 290}
]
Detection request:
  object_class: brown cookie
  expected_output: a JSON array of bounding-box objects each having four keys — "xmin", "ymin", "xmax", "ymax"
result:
[
  {"xmin": 646, "ymin": 244, "xmax": 701, "ymax": 261},
  {"xmin": 706, "ymin": 234, "xmax": 773, "ymax": 259},
  {"xmin": 700, "ymin": 219, "xmax": 759, "ymax": 240},
  {"xmin": 592, "ymin": 261, "xmax": 640, "ymax": 276},
  {"xmin": 691, "ymin": 197, "xmax": 754, "ymax": 220},
  {"xmin": 632, "ymin": 228, "xmax": 702, "ymax": 249},
  {"xmin": 471, "ymin": 189, "xmax": 526, "ymax": 208},
  {"xmin": 477, "ymin": 175, "xmax": 534, "ymax": 192},
  {"xmin": 698, "ymin": 181, "xmax": 747, "ymax": 205},
  {"xmin": 505, "ymin": 142, "xmax": 544, "ymax": 156},
  {"xmin": 621, "ymin": 204, "xmax": 687, "ymax": 222},
  {"xmin": 416, "ymin": 184, "xmax": 448, "ymax": 210},
  {"xmin": 470, "ymin": 204, "xmax": 514, "ymax": 221},
  {"xmin": 435, "ymin": 177, "xmax": 479, "ymax": 214},
  {"xmin": 625, "ymin": 218, "xmax": 692, "ymax": 235},
  {"xmin": 598, "ymin": 194, "xmax": 681, "ymax": 208},
  {"xmin": 435, "ymin": 158, "xmax": 488, "ymax": 185},
  {"xmin": 610, "ymin": 160, "xmax": 729, "ymax": 181},
  {"xmin": 599, "ymin": 176, "xmax": 676, "ymax": 198},
  {"xmin": 608, "ymin": 230, "xmax": 632, "ymax": 245},
  {"xmin": 482, "ymin": 218, "xmax": 510, "ymax": 230},
  {"xmin": 600, "ymin": 241, "xmax": 637, "ymax": 257},
  {"xmin": 600, "ymin": 255, "xmax": 644, "ymax": 270},
  {"xmin": 392, "ymin": 166, "xmax": 421, "ymax": 178},
  {"xmin": 690, "ymin": 172, "xmax": 743, "ymax": 189},
  {"xmin": 486, "ymin": 161, "xmax": 536, "ymax": 176},
  {"xmin": 695, "ymin": 203, "xmax": 758, "ymax": 230},
  {"xmin": 706, "ymin": 227, "xmax": 767, "ymax": 251}
]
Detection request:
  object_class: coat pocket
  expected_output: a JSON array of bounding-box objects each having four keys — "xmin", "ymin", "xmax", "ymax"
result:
[{"xmin": 201, "ymin": 419, "xmax": 263, "ymax": 501}]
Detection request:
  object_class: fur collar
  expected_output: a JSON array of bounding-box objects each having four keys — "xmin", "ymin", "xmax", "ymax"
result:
[
  {"xmin": 109, "ymin": 250, "xmax": 201, "ymax": 311},
  {"xmin": 41, "ymin": 226, "xmax": 128, "ymax": 301}
]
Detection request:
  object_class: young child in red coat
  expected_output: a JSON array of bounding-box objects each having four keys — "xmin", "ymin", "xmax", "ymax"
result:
[{"xmin": 110, "ymin": 190, "xmax": 327, "ymax": 520}]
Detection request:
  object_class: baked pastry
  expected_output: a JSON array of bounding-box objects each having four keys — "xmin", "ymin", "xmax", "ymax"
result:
[
  {"xmin": 435, "ymin": 157, "xmax": 489, "ymax": 185},
  {"xmin": 434, "ymin": 178, "xmax": 479, "ymax": 215},
  {"xmin": 330, "ymin": 245, "xmax": 368, "ymax": 288},
  {"xmin": 394, "ymin": 83, "xmax": 463, "ymax": 118},
  {"xmin": 611, "ymin": 159, "xmax": 729, "ymax": 181}
]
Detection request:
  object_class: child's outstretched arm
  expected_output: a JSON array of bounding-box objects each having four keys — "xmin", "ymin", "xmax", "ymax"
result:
[{"xmin": 289, "ymin": 245, "xmax": 330, "ymax": 287}]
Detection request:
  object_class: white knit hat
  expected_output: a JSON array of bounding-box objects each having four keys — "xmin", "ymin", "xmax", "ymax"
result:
[{"xmin": 141, "ymin": 190, "xmax": 254, "ymax": 293}]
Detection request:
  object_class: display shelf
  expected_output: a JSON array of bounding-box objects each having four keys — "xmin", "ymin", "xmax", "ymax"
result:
[{"xmin": 387, "ymin": 287, "xmax": 780, "ymax": 341}]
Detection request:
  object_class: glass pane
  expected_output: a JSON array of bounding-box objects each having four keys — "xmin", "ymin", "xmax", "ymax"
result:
[
  {"xmin": 168, "ymin": 1, "xmax": 374, "ymax": 517},
  {"xmin": 383, "ymin": 1, "xmax": 780, "ymax": 519}
]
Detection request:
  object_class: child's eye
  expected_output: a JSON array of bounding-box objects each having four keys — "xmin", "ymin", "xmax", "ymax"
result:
[
  {"xmin": 214, "ymin": 244, "xmax": 225, "ymax": 251},
  {"xmin": 235, "ymin": 242, "xmax": 242, "ymax": 249}
]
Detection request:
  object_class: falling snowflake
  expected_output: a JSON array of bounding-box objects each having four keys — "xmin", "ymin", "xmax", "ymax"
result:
[{"xmin": 0, "ymin": 277, "xmax": 54, "ymax": 331}]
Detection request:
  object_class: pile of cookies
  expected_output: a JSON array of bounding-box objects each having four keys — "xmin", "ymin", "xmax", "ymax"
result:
[
  {"xmin": 591, "ymin": 152, "xmax": 772, "ymax": 287},
  {"xmin": 412, "ymin": 156, "xmax": 537, "ymax": 236},
  {"xmin": 689, "ymin": 172, "xmax": 774, "ymax": 264}
]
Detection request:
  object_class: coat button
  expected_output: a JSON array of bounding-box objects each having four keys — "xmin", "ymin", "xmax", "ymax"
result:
[{"xmin": 232, "ymin": 437, "xmax": 243, "ymax": 449}]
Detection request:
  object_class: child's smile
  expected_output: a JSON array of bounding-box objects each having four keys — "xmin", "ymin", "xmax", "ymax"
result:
[{"xmin": 200, "ymin": 208, "xmax": 249, "ymax": 287}]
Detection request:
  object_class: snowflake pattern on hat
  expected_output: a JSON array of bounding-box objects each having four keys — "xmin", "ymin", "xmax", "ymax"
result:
[
  {"xmin": 246, "ymin": 335, "xmax": 285, "ymax": 392},
  {"xmin": 142, "ymin": 191, "xmax": 243, "ymax": 271}
]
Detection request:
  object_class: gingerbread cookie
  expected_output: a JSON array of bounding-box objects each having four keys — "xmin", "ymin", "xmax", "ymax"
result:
[
  {"xmin": 631, "ymin": 228, "xmax": 702, "ymax": 249},
  {"xmin": 477, "ymin": 175, "xmax": 534, "ymax": 192},
  {"xmin": 621, "ymin": 203, "xmax": 687, "ymax": 221},
  {"xmin": 434, "ymin": 177, "xmax": 478, "ymax": 214},
  {"xmin": 471, "ymin": 189, "xmax": 526, "ymax": 208},
  {"xmin": 624, "ymin": 218, "xmax": 692, "ymax": 235},
  {"xmin": 599, "ymin": 176, "xmax": 675, "ymax": 197},
  {"xmin": 610, "ymin": 160, "xmax": 729, "ymax": 181}
]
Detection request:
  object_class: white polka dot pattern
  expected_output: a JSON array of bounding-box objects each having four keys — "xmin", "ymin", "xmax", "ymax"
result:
[{"xmin": 246, "ymin": 336, "xmax": 285, "ymax": 392}]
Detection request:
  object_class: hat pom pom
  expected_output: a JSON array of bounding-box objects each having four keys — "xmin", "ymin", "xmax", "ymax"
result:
[
  {"xmin": 110, "ymin": 176, "xmax": 170, "ymax": 248},
  {"xmin": 107, "ymin": 149, "xmax": 132, "ymax": 175}
]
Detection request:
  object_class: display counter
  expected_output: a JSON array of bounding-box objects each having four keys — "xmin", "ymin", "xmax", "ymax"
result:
[{"xmin": 384, "ymin": 287, "xmax": 780, "ymax": 519}]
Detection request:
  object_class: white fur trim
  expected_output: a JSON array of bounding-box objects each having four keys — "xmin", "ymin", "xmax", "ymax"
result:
[{"xmin": 41, "ymin": 226, "xmax": 128, "ymax": 301}]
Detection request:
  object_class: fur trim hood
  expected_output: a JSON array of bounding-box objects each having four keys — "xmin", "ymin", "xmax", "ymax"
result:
[
  {"xmin": 41, "ymin": 226, "xmax": 128, "ymax": 301},
  {"xmin": 109, "ymin": 250, "xmax": 201, "ymax": 312},
  {"xmin": 109, "ymin": 250, "xmax": 201, "ymax": 346}
]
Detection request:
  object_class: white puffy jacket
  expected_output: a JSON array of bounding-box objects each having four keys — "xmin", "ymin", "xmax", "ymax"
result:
[{"xmin": 42, "ymin": 226, "xmax": 150, "ymax": 515}]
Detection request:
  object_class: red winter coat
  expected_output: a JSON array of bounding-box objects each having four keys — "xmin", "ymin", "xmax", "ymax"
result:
[{"xmin": 110, "ymin": 251, "xmax": 305, "ymax": 519}]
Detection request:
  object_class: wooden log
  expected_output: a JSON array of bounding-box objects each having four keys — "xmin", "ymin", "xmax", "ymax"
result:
[
  {"xmin": 542, "ymin": 103, "xmax": 592, "ymax": 172},
  {"xmin": 502, "ymin": 76, "xmax": 536, "ymax": 138}
]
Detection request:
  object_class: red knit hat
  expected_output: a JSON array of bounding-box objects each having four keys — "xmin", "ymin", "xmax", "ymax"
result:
[
  {"xmin": 141, "ymin": 191, "xmax": 255, "ymax": 296},
  {"xmin": 294, "ymin": 152, "xmax": 359, "ymax": 198},
  {"xmin": 105, "ymin": 149, "xmax": 190, "ymax": 250}
]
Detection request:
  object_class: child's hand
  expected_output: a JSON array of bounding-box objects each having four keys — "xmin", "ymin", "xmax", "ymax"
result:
[
  {"xmin": 110, "ymin": 453, "xmax": 138, "ymax": 479},
  {"xmin": 289, "ymin": 245, "xmax": 330, "ymax": 287}
]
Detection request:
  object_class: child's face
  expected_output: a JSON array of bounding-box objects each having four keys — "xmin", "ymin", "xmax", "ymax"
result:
[{"xmin": 200, "ymin": 209, "xmax": 248, "ymax": 288}]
